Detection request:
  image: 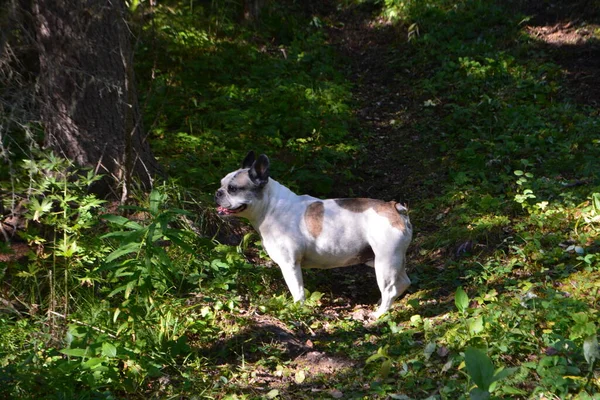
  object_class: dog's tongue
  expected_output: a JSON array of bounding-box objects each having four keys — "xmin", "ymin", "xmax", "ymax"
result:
[{"xmin": 217, "ymin": 206, "xmax": 236, "ymax": 215}]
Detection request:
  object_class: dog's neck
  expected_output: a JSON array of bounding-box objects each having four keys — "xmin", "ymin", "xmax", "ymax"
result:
[{"xmin": 248, "ymin": 178, "xmax": 300, "ymax": 231}]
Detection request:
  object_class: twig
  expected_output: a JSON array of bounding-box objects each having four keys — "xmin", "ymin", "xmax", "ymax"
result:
[
  {"xmin": 48, "ymin": 310, "xmax": 117, "ymax": 338},
  {"xmin": 0, "ymin": 221, "xmax": 10, "ymax": 242}
]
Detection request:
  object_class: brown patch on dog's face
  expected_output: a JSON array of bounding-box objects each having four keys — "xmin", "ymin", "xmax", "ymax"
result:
[
  {"xmin": 305, "ymin": 201, "xmax": 324, "ymax": 238},
  {"xmin": 336, "ymin": 198, "xmax": 408, "ymax": 233}
]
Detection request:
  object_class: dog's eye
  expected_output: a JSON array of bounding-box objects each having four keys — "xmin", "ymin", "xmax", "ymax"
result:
[{"xmin": 228, "ymin": 185, "xmax": 237, "ymax": 193}]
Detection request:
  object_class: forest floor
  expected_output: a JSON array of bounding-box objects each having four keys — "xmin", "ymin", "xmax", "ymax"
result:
[
  {"xmin": 331, "ymin": 1, "xmax": 600, "ymax": 202},
  {"xmin": 3, "ymin": 1, "xmax": 600, "ymax": 398},
  {"xmin": 237, "ymin": 0, "xmax": 600, "ymax": 393}
]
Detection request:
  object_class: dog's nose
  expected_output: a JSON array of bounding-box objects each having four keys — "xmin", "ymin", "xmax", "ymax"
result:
[{"xmin": 215, "ymin": 189, "xmax": 224, "ymax": 200}]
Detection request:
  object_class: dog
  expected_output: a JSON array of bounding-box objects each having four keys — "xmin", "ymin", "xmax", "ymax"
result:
[{"xmin": 215, "ymin": 151, "xmax": 412, "ymax": 318}]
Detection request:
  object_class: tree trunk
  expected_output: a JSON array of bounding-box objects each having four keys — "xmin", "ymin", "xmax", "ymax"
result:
[{"xmin": 32, "ymin": 0, "xmax": 160, "ymax": 199}]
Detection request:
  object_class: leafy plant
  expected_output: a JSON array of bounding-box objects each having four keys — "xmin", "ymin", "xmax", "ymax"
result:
[
  {"xmin": 464, "ymin": 347, "xmax": 517, "ymax": 400},
  {"xmin": 366, "ymin": 345, "xmax": 394, "ymax": 380},
  {"xmin": 98, "ymin": 189, "xmax": 203, "ymax": 349},
  {"xmin": 11, "ymin": 152, "xmax": 106, "ymax": 314},
  {"xmin": 455, "ymin": 286, "xmax": 485, "ymax": 341},
  {"xmin": 101, "ymin": 189, "xmax": 195, "ymax": 298}
]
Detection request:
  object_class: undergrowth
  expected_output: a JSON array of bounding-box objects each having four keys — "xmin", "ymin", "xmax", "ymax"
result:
[
  {"xmin": 136, "ymin": 1, "xmax": 358, "ymax": 195},
  {"xmin": 1, "ymin": 0, "xmax": 600, "ymax": 399}
]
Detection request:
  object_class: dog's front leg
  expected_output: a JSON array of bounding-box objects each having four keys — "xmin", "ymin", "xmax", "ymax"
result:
[{"xmin": 278, "ymin": 261, "xmax": 305, "ymax": 303}]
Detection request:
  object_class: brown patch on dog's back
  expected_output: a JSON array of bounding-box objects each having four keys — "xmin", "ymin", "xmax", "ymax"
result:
[
  {"xmin": 335, "ymin": 198, "xmax": 408, "ymax": 233},
  {"xmin": 305, "ymin": 201, "xmax": 324, "ymax": 238},
  {"xmin": 334, "ymin": 198, "xmax": 372, "ymax": 213},
  {"xmin": 375, "ymin": 202, "xmax": 408, "ymax": 232}
]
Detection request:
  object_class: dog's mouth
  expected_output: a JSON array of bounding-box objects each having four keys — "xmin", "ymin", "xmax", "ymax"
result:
[{"xmin": 217, "ymin": 204, "xmax": 247, "ymax": 215}]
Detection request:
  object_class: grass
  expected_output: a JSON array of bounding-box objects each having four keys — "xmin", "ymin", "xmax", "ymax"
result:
[{"xmin": 1, "ymin": 0, "xmax": 600, "ymax": 398}]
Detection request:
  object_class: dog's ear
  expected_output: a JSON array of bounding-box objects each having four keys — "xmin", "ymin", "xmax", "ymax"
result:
[
  {"xmin": 242, "ymin": 151, "xmax": 256, "ymax": 169},
  {"xmin": 249, "ymin": 154, "xmax": 270, "ymax": 187}
]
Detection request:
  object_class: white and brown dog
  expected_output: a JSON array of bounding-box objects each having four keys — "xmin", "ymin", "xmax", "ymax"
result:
[{"xmin": 215, "ymin": 151, "xmax": 412, "ymax": 318}]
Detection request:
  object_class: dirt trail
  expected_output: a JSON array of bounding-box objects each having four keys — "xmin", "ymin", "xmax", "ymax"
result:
[
  {"xmin": 329, "ymin": 1, "xmax": 600, "ymax": 201},
  {"xmin": 223, "ymin": 10, "xmax": 430, "ymax": 387},
  {"xmin": 327, "ymin": 7, "xmax": 440, "ymax": 205}
]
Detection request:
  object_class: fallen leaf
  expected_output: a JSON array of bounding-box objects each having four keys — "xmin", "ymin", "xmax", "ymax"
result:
[{"xmin": 438, "ymin": 346, "xmax": 450, "ymax": 357}]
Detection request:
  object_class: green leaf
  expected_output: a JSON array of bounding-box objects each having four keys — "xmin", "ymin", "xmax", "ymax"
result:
[
  {"xmin": 101, "ymin": 227, "xmax": 147, "ymax": 242},
  {"xmin": 113, "ymin": 308, "xmax": 121, "ymax": 323},
  {"xmin": 101, "ymin": 214, "xmax": 129, "ymax": 224},
  {"xmin": 424, "ymin": 342, "xmax": 436, "ymax": 361},
  {"xmin": 464, "ymin": 347, "xmax": 495, "ymax": 391},
  {"xmin": 30, "ymin": 197, "xmax": 53, "ymax": 221},
  {"xmin": 83, "ymin": 357, "xmax": 105, "ymax": 369},
  {"xmin": 492, "ymin": 367, "xmax": 518, "ymax": 383},
  {"xmin": 583, "ymin": 335, "xmax": 599, "ymax": 365},
  {"xmin": 522, "ymin": 189, "xmax": 535, "ymax": 196},
  {"xmin": 101, "ymin": 214, "xmax": 144, "ymax": 230},
  {"xmin": 366, "ymin": 346, "xmax": 389, "ymax": 363},
  {"xmin": 164, "ymin": 230, "xmax": 195, "ymax": 254},
  {"xmin": 468, "ymin": 316, "xmax": 484, "ymax": 335},
  {"xmin": 501, "ymin": 385, "xmax": 528, "ymax": 395},
  {"xmin": 108, "ymin": 284, "xmax": 128, "ymax": 298},
  {"xmin": 102, "ymin": 342, "xmax": 117, "ymax": 358},
  {"xmin": 167, "ymin": 207, "xmax": 192, "ymax": 216},
  {"xmin": 124, "ymin": 280, "xmax": 136, "ymax": 299},
  {"xmin": 149, "ymin": 189, "xmax": 166, "ymax": 215},
  {"xmin": 309, "ymin": 291, "xmax": 324, "ymax": 301},
  {"xmin": 572, "ymin": 312, "xmax": 589, "ymax": 325},
  {"xmin": 60, "ymin": 348, "xmax": 90, "ymax": 358},
  {"xmin": 455, "ymin": 286, "xmax": 469, "ymax": 314},
  {"xmin": 266, "ymin": 389, "xmax": 280, "ymax": 399},
  {"xmin": 592, "ymin": 193, "xmax": 600, "ymax": 212},
  {"xmin": 365, "ymin": 352, "xmax": 387, "ymax": 364},
  {"xmin": 106, "ymin": 242, "xmax": 142, "ymax": 263},
  {"xmin": 379, "ymin": 359, "xmax": 392, "ymax": 379},
  {"xmin": 470, "ymin": 387, "xmax": 490, "ymax": 400},
  {"xmin": 410, "ymin": 314, "xmax": 422, "ymax": 326},
  {"xmin": 101, "ymin": 230, "xmax": 133, "ymax": 239}
]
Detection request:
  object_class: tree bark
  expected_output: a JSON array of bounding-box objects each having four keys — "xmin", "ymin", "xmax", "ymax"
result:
[{"xmin": 32, "ymin": 0, "xmax": 160, "ymax": 199}]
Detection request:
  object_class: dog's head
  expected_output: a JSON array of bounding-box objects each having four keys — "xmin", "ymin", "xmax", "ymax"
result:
[{"xmin": 215, "ymin": 151, "xmax": 270, "ymax": 216}]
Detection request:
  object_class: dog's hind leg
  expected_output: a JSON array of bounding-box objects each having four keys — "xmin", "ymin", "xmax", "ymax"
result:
[{"xmin": 372, "ymin": 253, "xmax": 410, "ymax": 318}]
